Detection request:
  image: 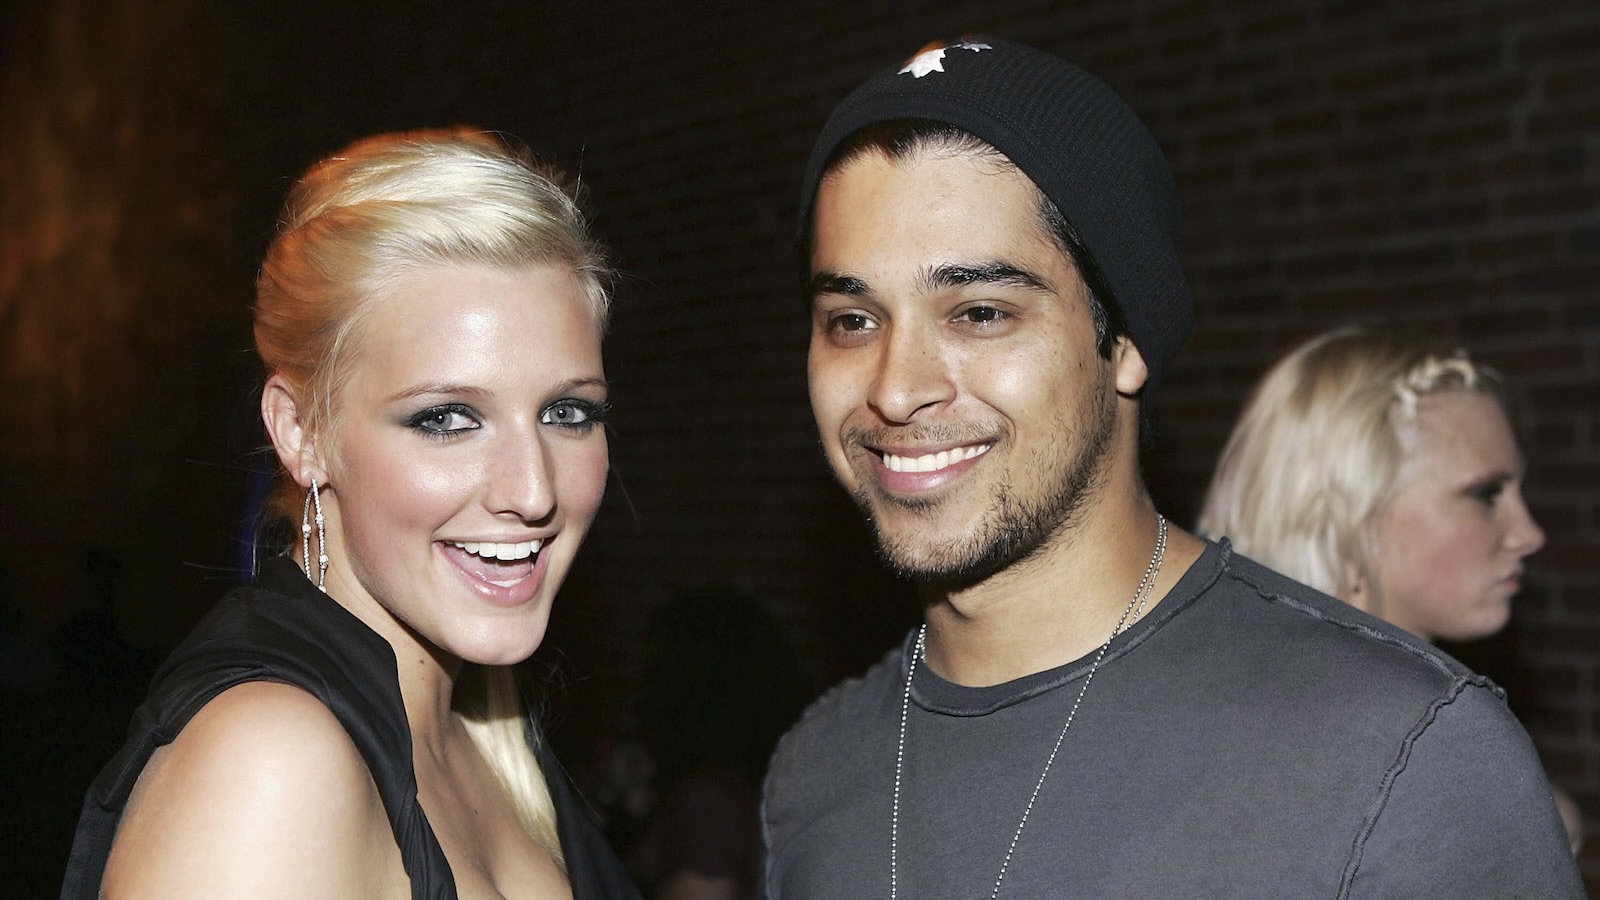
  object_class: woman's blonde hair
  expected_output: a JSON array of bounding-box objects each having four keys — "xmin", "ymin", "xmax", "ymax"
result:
[
  {"xmin": 255, "ymin": 126, "xmax": 609, "ymax": 517},
  {"xmin": 253, "ymin": 127, "xmax": 610, "ymax": 867},
  {"xmin": 1197, "ymin": 327, "xmax": 1503, "ymax": 599}
]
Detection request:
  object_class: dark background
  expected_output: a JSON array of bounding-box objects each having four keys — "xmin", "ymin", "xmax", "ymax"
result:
[{"xmin": 2, "ymin": 0, "xmax": 1597, "ymax": 894}]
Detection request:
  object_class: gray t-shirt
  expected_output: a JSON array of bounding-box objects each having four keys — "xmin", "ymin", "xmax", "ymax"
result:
[{"xmin": 761, "ymin": 541, "xmax": 1581, "ymax": 899}]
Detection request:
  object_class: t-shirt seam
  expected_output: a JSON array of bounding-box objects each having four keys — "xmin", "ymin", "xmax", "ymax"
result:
[
  {"xmin": 1334, "ymin": 676, "xmax": 1477, "ymax": 899},
  {"xmin": 1223, "ymin": 562, "xmax": 1493, "ymax": 690}
]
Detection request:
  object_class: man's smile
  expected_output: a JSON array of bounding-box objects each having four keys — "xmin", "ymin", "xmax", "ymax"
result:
[{"xmin": 880, "ymin": 443, "xmax": 992, "ymax": 473}]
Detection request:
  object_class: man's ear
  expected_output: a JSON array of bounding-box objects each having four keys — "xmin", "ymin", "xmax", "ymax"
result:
[
  {"xmin": 1112, "ymin": 336, "xmax": 1150, "ymax": 397},
  {"xmin": 261, "ymin": 375, "xmax": 326, "ymax": 487}
]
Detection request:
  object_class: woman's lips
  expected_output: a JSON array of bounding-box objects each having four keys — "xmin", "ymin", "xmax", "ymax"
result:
[{"xmin": 439, "ymin": 540, "xmax": 545, "ymax": 604}]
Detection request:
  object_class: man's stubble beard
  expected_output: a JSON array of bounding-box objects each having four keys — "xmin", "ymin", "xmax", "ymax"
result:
[{"xmin": 852, "ymin": 362, "xmax": 1118, "ymax": 588}]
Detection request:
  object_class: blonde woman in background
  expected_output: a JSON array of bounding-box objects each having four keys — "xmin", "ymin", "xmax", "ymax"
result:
[
  {"xmin": 1199, "ymin": 325, "xmax": 1582, "ymax": 853},
  {"xmin": 63, "ymin": 129, "xmax": 642, "ymax": 898}
]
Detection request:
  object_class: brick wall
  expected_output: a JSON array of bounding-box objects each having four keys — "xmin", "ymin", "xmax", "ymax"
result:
[
  {"xmin": 7, "ymin": 0, "xmax": 1595, "ymax": 889},
  {"xmin": 220, "ymin": 0, "xmax": 1600, "ymax": 879},
  {"xmin": 450, "ymin": 0, "xmax": 1596, "ymax": 879}
]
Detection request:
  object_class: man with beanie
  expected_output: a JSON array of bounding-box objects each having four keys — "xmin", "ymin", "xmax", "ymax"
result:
[{"xmin": 760, "ymin": 38, "xmax": 1581, "ymax": 899}]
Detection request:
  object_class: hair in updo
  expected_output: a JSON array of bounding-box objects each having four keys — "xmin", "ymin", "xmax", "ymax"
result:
[
  {"xmin": 1197, "ymin": 326, "xmax": 1504, "ymax": 599},
  {"xmin": 254, "ymin": 127, "xmax": 610, "ymax": 519}
]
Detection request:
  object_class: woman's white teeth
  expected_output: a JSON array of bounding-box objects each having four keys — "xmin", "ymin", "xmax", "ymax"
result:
[
  {"xmin": 883, "ymin": 444, "xmax": 990, "ymax": 473},
  {"xmin": 451, "ymin": 540, "xmax": 541, "ymax": 561}
]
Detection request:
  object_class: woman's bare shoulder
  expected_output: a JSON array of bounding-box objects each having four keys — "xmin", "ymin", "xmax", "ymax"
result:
[{"xmin": 103, "ymin": 680, "xmax": 406, "ymax": 898}]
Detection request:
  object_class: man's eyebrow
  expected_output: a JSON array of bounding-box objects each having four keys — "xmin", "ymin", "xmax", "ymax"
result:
[
  {"xmin": 922, "ymin": 262, "xmax": 1051, "ymax": 293},
  {"xmin": 806, "ymin": 262, "xmax": 1050, "ymax": 305},
  {"xmin": 807, "ymin": 270, "xmax": 870, "ymax": 301}
]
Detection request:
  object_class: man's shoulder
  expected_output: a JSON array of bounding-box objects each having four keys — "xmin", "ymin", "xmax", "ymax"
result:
[
  {"xmin": 760, "ymin": 636, "xmax": 907, "ymax": 877},
  {"xmin": 1215, "ymin": 549, "xmax": 1436, "ymax": 647},
  {"xmin": 764, "ymin": 637, "xmax": 906, "ymax": 803},
  {"xmin": 1209, "ymin": 543, "xmax": 1480, "ymax": 680},
  {"xmin": 781, "ymin": 641, "xmax": 905, "ymax": 749}
]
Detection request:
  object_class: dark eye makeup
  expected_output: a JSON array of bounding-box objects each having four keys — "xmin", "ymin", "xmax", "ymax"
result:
[
  {"xmin": 404, "ymin": 403, "xmax": 481, "ymax": 437},
  {"xmin": 541, "ymin": 398, "xmax": 612, "ymax": 430}
]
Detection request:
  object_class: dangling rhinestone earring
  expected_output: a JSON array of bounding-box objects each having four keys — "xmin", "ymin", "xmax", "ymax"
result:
[{"xmin": 301, "ymin": 478, "xmax": 328, "ymax": 590}]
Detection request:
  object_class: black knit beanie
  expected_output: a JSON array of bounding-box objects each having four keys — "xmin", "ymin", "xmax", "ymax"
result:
[{"xmin": 798, "ymin": 37, "xmax": 1194, "ymax": 391}]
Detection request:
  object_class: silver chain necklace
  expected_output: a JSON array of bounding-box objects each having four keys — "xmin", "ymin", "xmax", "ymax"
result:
[{"xmin": 890, "ymin": 515, "xmax": 1168, "ymax": 900}]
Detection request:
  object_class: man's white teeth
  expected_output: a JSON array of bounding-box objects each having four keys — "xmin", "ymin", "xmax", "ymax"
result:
[
  {"xmin": 883, "ymin": 444, "xmax": 990, "ymax": 473},
  {"xmin": 450, "ymin": 540, "xmax": 541, "ymax": 561}
]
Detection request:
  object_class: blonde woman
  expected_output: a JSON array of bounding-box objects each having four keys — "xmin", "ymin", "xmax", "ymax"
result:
[
  {"xmin": 63, "ymin": 129, "xmax": 642, "ymax": 898},
  {"xmin": 1199, "ymin": 326, "xmax": 1581, "ymax": 852}
]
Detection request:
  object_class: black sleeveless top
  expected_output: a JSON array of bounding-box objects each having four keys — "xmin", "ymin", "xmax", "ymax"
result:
[{"xmin": 61, "ymin": 557, "xmax": 641, "ymax": 900}]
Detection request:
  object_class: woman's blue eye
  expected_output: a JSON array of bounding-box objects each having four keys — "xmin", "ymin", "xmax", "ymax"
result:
[
  {"xmin": 542, "ymin": 399, "xmax": 611, "ymax": 429},
  {"xmin": 405, "ymin": 404, "xmax": 480, "ymax": 436}
]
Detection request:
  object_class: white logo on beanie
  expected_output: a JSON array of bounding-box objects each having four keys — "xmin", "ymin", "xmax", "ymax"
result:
[{"xmin": 898, "ymin": 40, "xmax": 992, "ymax": 78}]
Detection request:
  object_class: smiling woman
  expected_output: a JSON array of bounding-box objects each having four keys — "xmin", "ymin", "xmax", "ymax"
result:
[{"xmin": 61, "ymin": 129, "xmax": 642, "ymax": 899}]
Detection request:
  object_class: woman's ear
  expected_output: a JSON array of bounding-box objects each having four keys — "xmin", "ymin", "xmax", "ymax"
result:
[
  {"xmin": 1113, "ymin": 335, "xmax": 1150, "ymax": 397},
  {"xmin": 1341, "ymin": 559, "xmax": 1377, "ymax": 616},
  {"xmin": 261, "ymin": 375, "xmax": 326, "ymax": 487}
]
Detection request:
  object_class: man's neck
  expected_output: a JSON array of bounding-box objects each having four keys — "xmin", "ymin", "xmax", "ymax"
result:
[{"xmin": 917, "ymin": 500, "xmax": 1207, "ymax": 687}]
